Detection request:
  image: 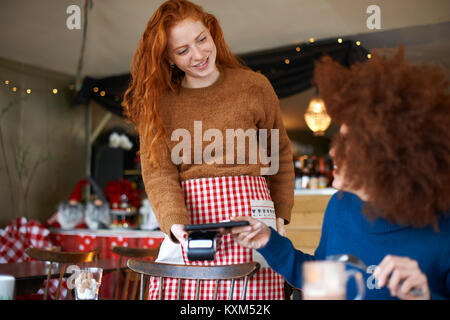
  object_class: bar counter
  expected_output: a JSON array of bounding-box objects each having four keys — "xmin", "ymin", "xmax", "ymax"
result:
[{"xmin": 286, "ymin": 188, "xmax": 337, "ymax": 254}]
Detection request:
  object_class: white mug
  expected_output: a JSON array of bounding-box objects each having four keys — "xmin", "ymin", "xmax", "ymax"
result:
[
  {"xmin": 302, "ymin": 261, "xmax": 365, "ymax": 300},
  {"xmin": 0, "ymin": 275, "xmax": 15, "ymax": 300}
]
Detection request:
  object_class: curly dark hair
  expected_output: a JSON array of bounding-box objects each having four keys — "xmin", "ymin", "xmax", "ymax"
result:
[{"xmin": 314, "ymin": 46, "xmax": 450, "ymax": 229}]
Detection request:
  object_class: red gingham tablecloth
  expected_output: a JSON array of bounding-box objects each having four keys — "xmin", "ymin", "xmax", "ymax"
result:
[{"xmin": 0, "ymin": 217, "xmax": 66, "ymax": 299}]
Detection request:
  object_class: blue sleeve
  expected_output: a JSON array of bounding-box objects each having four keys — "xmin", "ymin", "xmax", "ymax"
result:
[
  {"xmin": 257, "ymin": 192, "xmax": 337, "ymax": 289},
  {"xmin": 257, "ymin": 227, "xmax": 314, "ymax": 288}
]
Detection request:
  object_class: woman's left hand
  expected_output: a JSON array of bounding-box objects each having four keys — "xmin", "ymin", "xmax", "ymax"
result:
[
  {"xmin": 373, "ymin": 255, "xmax": 430, "ymax": 300},
  {"xmin": 276, "ymin": 217, "xmax": 286, "ymax": 236}
]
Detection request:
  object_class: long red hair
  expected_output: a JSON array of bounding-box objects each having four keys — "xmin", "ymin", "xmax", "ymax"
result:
[{"xmin": 122, "ymin": 0, "xmax": 247, "ymax": 168}]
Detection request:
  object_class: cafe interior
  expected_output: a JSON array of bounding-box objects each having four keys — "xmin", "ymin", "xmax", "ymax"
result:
[{"xmin": 0, "ymin": 0, "xmax": 449, "ymax": 301}]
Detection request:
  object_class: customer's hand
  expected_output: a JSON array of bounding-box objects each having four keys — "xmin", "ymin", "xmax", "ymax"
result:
[
  {"xmin": 276, "ymin": 217, "xmax": 286, "ymax": 236},
  {"xmin": 373, "ymin": 255, "xmax": 430, "ymax": 300},
  {"xmin": 230, "ymin": 216, "xmax": 271, "ymax": 250},
  {"xmin": 170, "ymin": 224, "xmax": 188, "ymax": 248}
]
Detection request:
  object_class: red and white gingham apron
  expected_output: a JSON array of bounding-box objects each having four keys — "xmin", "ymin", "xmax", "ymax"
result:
[{"xmin": 148, "ymin": 175, "xmax": 285, "ymax": 300}]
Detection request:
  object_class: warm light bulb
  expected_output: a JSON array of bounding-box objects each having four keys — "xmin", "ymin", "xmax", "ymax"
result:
[
  {"xmin": 93, "ymin": 87, "xmax": 99, "ymax": 93},
  {"xmin": 4, "ymin": 80, "xmax": 9, "ymax": 85},
  {"xmin": 284, "ymin": 59, "xmax": 290, "ymax": 64},
  {"xmin": 313, "ymin": 101, "xmax": 323, "ymax": 113},
  {"xmin": 100, "ymin": 91, "xmax": 106, "ymax": 96},
  {"xmin": 356, "ymin": 41, "xmax": 361, "ymax": 46},
  {"xmin": 12, "ymin": 87, "xmax": 17, "ymax": 92},
  {"xmin": 304, "ymin": 98, "xmax": 331, "ymax": 136},
  {"xmin": 309, "ymin": 37, "xmax": 315, "ymax": 43},
  {"xmin": 296, "ymin": 47, "xmax": 301, "ymax": 52},
  {"xmin": 367, "ymin": 53, "xmax": 372, "ymax": 59},
  {"xmin": 52, "ymin": 88, "xmax": 58, "ymax": 94},
  {"xmin": 26, "ymin": 89, "xmax": 31, "ymax": 94},
  {"xmin": 338, "ymin": 38, "xmax": 343, "ymax": 43}
]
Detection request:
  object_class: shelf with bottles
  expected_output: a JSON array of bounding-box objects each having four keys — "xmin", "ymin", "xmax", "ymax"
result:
[{"xmin": 294, "ymin": 155, "xmax": 334, "ymax": 191}]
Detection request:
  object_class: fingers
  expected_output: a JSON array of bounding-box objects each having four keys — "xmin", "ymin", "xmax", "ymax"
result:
[
  {"xmin": 235, "ymin": 225, "xmax": 266, "ymax": 249},
  {"xmin": 387, "ymin": 268, "xmax": 408, "ymax": 297},
  {"xmin": 374, "ymin": 255, "xmax": 430, "ymax": 300},
  {"xmin": 398, "ymin": 274, "xmax": 429, "ymax": 300},
  {"xmin": 171, "ymin": 224, "xmax": 188, "ymax": 247},
  {"xmin": 229, "ymin": 216, "xmax": 270, "ymax": 249},
  {"xmin": 230, "ymin": 216, "xmax": 260, "ymax": 234},
  {"xmin": 374, "ymin": 255, "xmax": 413, "ymax": 287}
]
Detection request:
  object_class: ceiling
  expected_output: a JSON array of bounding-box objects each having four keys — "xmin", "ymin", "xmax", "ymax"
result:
[{"xmin": 1, "ymin": 0, "xmax": 449, "ymax": 131}]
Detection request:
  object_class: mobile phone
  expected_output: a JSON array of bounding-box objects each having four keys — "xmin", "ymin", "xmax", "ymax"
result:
[{"xmin": 184, "ymin": 220, "xmax": 249, "ymax": 231}]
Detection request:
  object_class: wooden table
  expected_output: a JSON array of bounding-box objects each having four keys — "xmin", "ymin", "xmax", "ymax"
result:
[{"xmin": 0, "ymin": 259, "xmax": 125, "ymax": 297}]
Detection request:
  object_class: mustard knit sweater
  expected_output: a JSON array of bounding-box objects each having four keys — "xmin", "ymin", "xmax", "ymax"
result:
[{"xmin": 139, "ymin": 67, "xmax": 295, "ymax": 237}]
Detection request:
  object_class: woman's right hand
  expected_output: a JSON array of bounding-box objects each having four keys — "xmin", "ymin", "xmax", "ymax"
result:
[
  {"xmin": 230, "ymin": 216, "xmax": 271, "ymax": 250},
  {"xmin": 170, "ymin": 224, "xmax": 188, "ymax": 248}
]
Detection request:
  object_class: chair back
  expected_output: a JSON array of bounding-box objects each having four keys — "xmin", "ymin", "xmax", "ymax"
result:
[
  {"xmin": 127, "ymin": 260, "xmax": 260, "ymax": 300},
  {"xmin": 24, "ymin": 247, "xmax": 101, "ymax": 300},
  {"xmin": 111, "ymin": 246, "xmax": 160, "ymax": 300}
]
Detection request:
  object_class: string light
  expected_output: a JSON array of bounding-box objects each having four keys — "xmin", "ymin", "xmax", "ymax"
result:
[
  {"xmin": 1, "ymin": 36, "xmax": 363, "ymax": 100},
  {"xmin": 367, "ymin": 53, "xmax": 372, "ymax": 59},
  {"xmin": 2, "ymin": 80, "xmax": 76, "ymax": 96}
]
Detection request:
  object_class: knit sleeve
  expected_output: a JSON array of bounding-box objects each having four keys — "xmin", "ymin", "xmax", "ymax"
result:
[
  {"xmin": 257, "ymin": 75, "xmax": 295, "ymax": 224},
  {"xmin": 140, "ymin": 133, "xmax": 190, "ymax": 241},
  {"xmin": 258, "ymin": 227, "xmax": 315, "ymax": 288}
]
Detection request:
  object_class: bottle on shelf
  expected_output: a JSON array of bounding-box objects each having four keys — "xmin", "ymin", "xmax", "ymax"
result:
[
  {"xmin": 294, "ymin": 156, "xmax": 304, "ymax": 190},
  {"xmin": 301, "ymin": 156, "xmax": 311, "ymax": 189},
  {"xmin": 318, "ymin": 157, "xmax": 329, "ymax": 189},
  {"xmin": 308, "ymin": 156, "xmax": 319, "ymax": 189}
]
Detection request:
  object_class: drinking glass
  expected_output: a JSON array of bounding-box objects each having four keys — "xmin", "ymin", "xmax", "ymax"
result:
[
  {"xmin": 302, "ymin": 261, "xmax": 365, "ymax": 300},
  {"xmin": 0, "ymin": 275, "xmax": 15, "ymax": 300},
  {"xmin": 74, "ymin": 268, "xmax": 103, "ymax": 300}
]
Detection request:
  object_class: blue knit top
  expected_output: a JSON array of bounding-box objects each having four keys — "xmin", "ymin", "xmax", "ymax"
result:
[{"xmin": 258, "ymin": 191, "xmax": 450, "ymax": 299}]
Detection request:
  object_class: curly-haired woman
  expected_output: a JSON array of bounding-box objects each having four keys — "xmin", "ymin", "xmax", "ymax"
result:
[
  {"xmin": 122, "ymin": 0, "xmax": 294, "ymax": 299},
  {"xmin": 230, "ymin": 47, "xmax": 450, "ymax": 300}
]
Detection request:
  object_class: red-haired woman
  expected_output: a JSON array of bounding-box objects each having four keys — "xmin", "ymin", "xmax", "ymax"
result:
[
  {"xmin": 230, "ymin": 47, "xmax": 450, "ymax": 300},
  {"xmin": 123, "ymin": 0, "xmax": 294, "ymax": 299}
]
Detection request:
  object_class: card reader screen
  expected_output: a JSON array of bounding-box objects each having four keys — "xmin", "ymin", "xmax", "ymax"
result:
[{"xmin": 188, "ymin": 239, "xmax": 213, "ymax": 249}]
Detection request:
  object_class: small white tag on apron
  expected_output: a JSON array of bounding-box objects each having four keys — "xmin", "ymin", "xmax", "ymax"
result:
[{"xmin": 250, "ymin": 199, "xmax": 276, "ymax": 269}]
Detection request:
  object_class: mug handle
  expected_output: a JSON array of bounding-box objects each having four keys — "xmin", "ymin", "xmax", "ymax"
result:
[{"xmin": 345, "ymin": 270, "xmax": 365, "ymax": 300}]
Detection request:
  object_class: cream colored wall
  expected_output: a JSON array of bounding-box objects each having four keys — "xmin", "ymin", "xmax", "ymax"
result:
[{"xmin": 0, "ymin": 58, "xmax": 87, "ymax": 227}]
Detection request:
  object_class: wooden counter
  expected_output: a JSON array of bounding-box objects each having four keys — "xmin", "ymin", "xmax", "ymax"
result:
[{"xmin": 285, "ymin": 189, "xmax": 336, "ymax": 255}]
